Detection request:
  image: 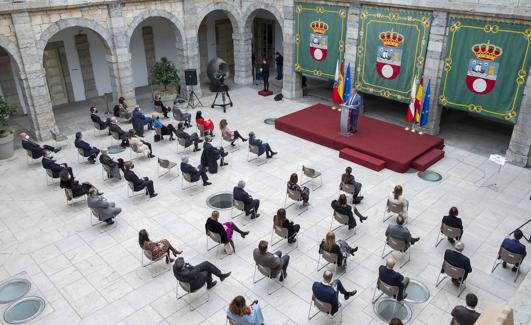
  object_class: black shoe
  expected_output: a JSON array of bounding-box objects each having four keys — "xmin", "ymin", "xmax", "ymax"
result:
[
  {"xmin": 148, "ymin": 154, "xmax": 155, "ymax": 158},
  {"xmin": 150, "ymin": 193, "xmax": 158, "ymax": 198},
  {"xmin": 344, "ymin": 290, "xmax": 357, "ymax": 300},
  {"xmin": 279, "ymin": 272, "xmax": 287, "ymax": 281},
  {"xmin": 251, "ymin": 213, "xmax": 260, "ymax": 219},
  {"xmin": 512, "ymin": 266, "xmax": 518, "ymax": 272},
  {"xmin": 206, "ymin": 281, "xmax": 217, "ymax": 290},
  {"xmin": 451, "ymin": 278, "xmax": 460, "ymax": 286},
  {"xmin": 502, "ymin": 262, "xmax": 507, "ymax": 268},
  {"xmin": 241, "ymin": 231, "xmax": 250, "ymax": 238},
  {"xmin": 359, "ymin": 216, "xmax": 368, "ymax": 223},
  {"xmin": 266, "ymin": 154, "xmax": 272, "ymax": 159},
  {"xmin": 97, "ymin": 191, "xmax": 104, "ymax": 196},
  {"xmin": 105, "ymin": 219, "xmax": 114, "ymax": 225},
  {"xmin": 271, "ymin": 152, "xmax": 278, "ymax": 156},
  {"xmin": 242, "ymin": 138, "xmax": 248, "ymax": 142},
  {"xmin": 222, "ymin": 152, "xmax": 228, "ymax": 157},
  {"xmin": 350, "ymin": 247, "xmax": 358, "ymax": 255},
  {"xmin": 54, "ymin": 148, "xmax": 61, "ymax": 153},
  {"xmin": 448, "ymin": 238, "xmax": 455, "ymax": 244},
  {"xmin": 221, "ymin": 162, "xmax": 228, "ymax": 166},
  {"xmin": 231, "ymin": 142, "xmax": 235, "ymax": 147},
  {"xmin": 287, "ymin": 237, "xmax": 297, "ymax": 244},
  {"xmin": 220, "ymin": 272, "xmax": 231, "ymax": 281},
  {"xmin": 353, "ymin": 196, "xmax": 364, "ymax": 204},
  {"xmin": 203, "ymin": 181, "xmax": 212, "ymax": 186},
  {"xmin": 411, "ymin": 237, "xmax": 420, "ymax": 244}
]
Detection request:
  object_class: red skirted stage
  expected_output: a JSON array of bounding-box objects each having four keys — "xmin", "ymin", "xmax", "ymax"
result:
[{"xmin": 275, "ymin": 104, "xmax": 445, "ymax": 173}]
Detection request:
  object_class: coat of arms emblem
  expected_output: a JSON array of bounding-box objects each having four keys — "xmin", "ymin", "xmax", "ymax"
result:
[
  {"xmin": 465, "ymin": 42, "xmax": 502, "ymax": 95},
  {"xmin": 376, "ymin": 31, "xmax": 403, "ymax": 80},
  {"xmin": 309, "ymin": 20, "xmax": 329, "ymax": 61}
]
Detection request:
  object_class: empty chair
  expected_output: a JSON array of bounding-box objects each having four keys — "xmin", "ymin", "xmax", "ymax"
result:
[
  {"xmin": 206, "ymin": 230, "xmax": 227, "ymax": 259},
  {"xmin": 141, "ymin": 247, "xmax": 170, "ymax": 277},
  {"xmin": 435, "ymin": 224, "xmax": 463, "ymax": 247},
  {"xmin": 491, "ymin": 247, "xmax": 524, "ymax": 282},
  {"xmin": 383, "ymin": 199, "xmax": 408, "ymax": 223},
  {"xmin": 157, "ymin": 158, "xmax": 178, "ymax": 178},
  {"xmin": 436, "ymin": 260, "xmax": 467, "ymax": 297},
  {"xmin": 301, "ymin": 165, "xmax": 322, "ymax": 190},
  {"xmin": 64, "ymin": 188, "xmax": 86, "ymax": 205},
  {"xmin": 307, "ymin": 294, "xmax": 343, "ymax": 323},
  {"xmin": 93, "ymin": 122, "xmax": 107, "ymax": 136},
  {"xmin": 176, "ymin": 280, "xmax": 209, "ymax": 311},
  {"xmin": 50, "ymin": 130, "xmax": 68, "ymax": 147},
  {"xmin": 329, "ymin": 211, "xmax": 355, "ymax": 239},
  {"xmin": 252, "ymin": 263, "xmax": 285, "ymax": 295},
  {"xmin": 382, "ymin": 235, "xmax": 411, "ymax": 268},
  {"xmin": 247, "ymin": 144, "xmax": 266, "ymax": 166}
]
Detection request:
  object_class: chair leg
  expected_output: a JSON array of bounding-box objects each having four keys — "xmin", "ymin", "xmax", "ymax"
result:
[
  {"xmin": 371, "ymin": 285, "xmax": 383, "ymax": 304},
  {"xmin": 435, "ymin": 272, "xmax": 446, "ymax": 288},
  {"xmin": 435, "ymin": 232, "xmax": 443, "ymax": 247},
  {"xmin": 381, "ymin": 243, "xmax": 390, "ymax": 258},
  {"xmin": 252, "ymin": 265, "xmax": 266, "ymax": 284},
  {"xmin": 307, "ymin": 300, "xmax": 320, "ymax": 320},
  {"xmin": 514, "ymin": 264, "xmax": 521, "ymax": 282},
  {"xmin": 491, "ymin": 257, "xmax": 501, "ymax": 273},
  {"xmin": 399, "ymin": 249, "xmax": 411, "ymax": 268},
  {"xmin": 457, "ymin": 278, "xmax": 466, "ymax": 297},
  {"xmin": 392, "ymin": 299, "xmax": 398, "ymax": 318}
]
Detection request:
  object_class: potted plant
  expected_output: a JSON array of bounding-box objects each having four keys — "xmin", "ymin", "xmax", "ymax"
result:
[
  {"xmin": 0, "ymin": 96, "xmax": 17, "ymax": 159},
  {"xmin": 151, "ymin": 57, "xmax": 180, "ymax": 102}
]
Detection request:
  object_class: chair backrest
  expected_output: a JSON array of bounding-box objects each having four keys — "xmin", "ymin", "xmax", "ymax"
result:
[
  {"xmin": 387, "ymin": 235, "xmax": 408, "ymax": 252},
  {"xmin": 90, "ymin": 207, "xmax": 101, "ymax": 218},
  {"xmin": 377, "ymin": 278, "xmax": 400, "ymax": 297},
  {"xmin": 158, "ymin": 158, "xmax": 170, "ymax": 169},
  {"xmin": 321, "ymin": 250, "xmax": 339, "ymax": 265},
  {"xmin": 64, "ymin": 188, "xmax": 74, "ymax": 201},
  {"xmin": 274, "ymin": 225, "xmax": 289, "ymax": 239},
  {"xmin": 93, "ymin": 122, "xmax": 103, "ymax": 130},
  {"xmin": 233, "ymin": 199, "xmax": 245, "ymax": 211},
  {"xmin": 197, "ymin": 123, "xmax": 205, "ymax": 136},
  {"xmin": 499, "ymin": 247, "xmax": 524, "ymax": 265},
  {"xmin": 227, "ymin": 317, "xmax": 237, "ymax": 325},
  {"xmin": 441, "ymin": 224, "xmax": 463, "ymax": 239},
  {"xmin": 339, "ymin": 182, "xmax": 355, "ymax": 195},
  {"xmin": 222, "ymin": 133, "xmax": 233, "ymax": 142},
  {"xmin": 50, "ymin": 130, "xmax": 58, "ymax": 140},
  {"xmin": 131, "ymin": 143, "xmax": 142, "ymax": 153},
  {"xmin": 178, "ymin": 137, "xmax": 187, "ymax": 147},
  {"xmin": 143, "ymin": 248, "xmax": 165, "ymax": 262},
  {"xmin": 155, "ymin": 127, "xmax": 161, "ymax": 136},
  {"xmin": 207, "ymin": 230, "xmax": 222, "ymax": 243},
  {"xmin": 77, "ymin": 148, "xmax": 85, "ymax": 157},
  {"xmin": 102, "ymin": 163, "xmax": 112, "ymax": 173},
  {"xmin": 249, "ymin": 144, "xmax": 260, "ymax": 155},
  {"xmin": 287, "ymin": 188, "xmax": 302, "ymax": 201},
  {"xmin": 182, "ymin": 172, "xmax": 193, "ymax": 183},
  {"xmin": 154, "ymin": 105, "xmax": 162, "ymax": 113},
  {"xmin": 387, "ymin": 199, "xmax": 405, "ymax": 214},
  {"xmin": 312, "ymin": 295, "xmax": 333, "ymax": 314},
  {"xmin": 128, "ymin": 181, "xmax": 135, "ymax": 190},
  {"xmin": 333, "ymin": 211, "xmax": 350, "ymax": 225},
  {"xmin": 450, "ymin": 318, "xmax": 461, "ymax": 325},
  {"xmin": 178, "ymin": 280, "xmax": 193, "ymax": 293},
  {"xmin": 442, "ymin": 260, "xmax": 465, "ymax": 279},
  {"xmin": 25, "ymin": 149, "xmax": 33, "ymax": 158},
  {"xmin": 302, "ymin": 165, "xmax": 316, "ymax": 177},
  {"xmin": 46, "ymin": 169, "xmax": 54, "ymax": 178},
  {"xmin": 111, "ymin": 131, "xmax": 120, "ymax": 140},
  {"xmin": 173, "ymin": 109, "xmax": 182, "ymax": 120},
  {"xmin": 257, "ymin": 264, "xmax": 273, "ymax": 278}
]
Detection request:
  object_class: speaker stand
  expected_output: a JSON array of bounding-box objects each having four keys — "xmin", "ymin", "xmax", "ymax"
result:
[
  {"xmin": 211, "ymin": 89, "xmax": 233, "ymax": 113},
  {"xmin": 187, "ymin": 87, "xmax": 203, "ymax": 109}
]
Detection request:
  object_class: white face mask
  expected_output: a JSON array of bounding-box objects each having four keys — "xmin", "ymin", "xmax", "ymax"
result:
[{"xmin": 25, "ymin": 135, "xmax": 29, "ymax": 140}]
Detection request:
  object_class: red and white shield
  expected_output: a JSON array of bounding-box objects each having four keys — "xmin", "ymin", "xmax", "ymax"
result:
[
  {"xmin": 466, "ymin": 75, "xmax": 496, "ymax": 95},
  {"xmin": 376, "ymin": 61, "xmax": 400, "ymax": 80},
  {"xmin": 310, "ymin": 47, "xmax": 327, "ymax": 62}
]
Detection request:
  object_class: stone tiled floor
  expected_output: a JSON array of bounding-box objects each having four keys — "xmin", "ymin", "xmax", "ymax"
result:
[{"xmin": 0, "ymin": 87, "xmax": 530, "ymax": 324}]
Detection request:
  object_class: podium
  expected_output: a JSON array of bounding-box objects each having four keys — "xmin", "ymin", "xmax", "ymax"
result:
[{"xmin": 340, "ymin": 104, "xmax": 359, "ymax": 135}]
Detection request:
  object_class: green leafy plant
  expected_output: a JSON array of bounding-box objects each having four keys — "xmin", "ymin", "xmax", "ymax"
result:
[
  {"xmin": 0, "ymin": 96, "xmax": 16, "ymax": 138},
  {"xmin": 151, "ymin": 57, "xmax": 180, "ymax": 93}
]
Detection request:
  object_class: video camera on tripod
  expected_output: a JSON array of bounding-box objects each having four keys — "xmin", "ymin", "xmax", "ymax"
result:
[{"xmin": 208, "ymin": 57, "xmax": 233, "ymax": 112}]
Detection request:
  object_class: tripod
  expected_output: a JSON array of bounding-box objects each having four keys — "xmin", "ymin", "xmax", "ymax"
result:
[
  {"xmin": 187, "ymin": 86, "xmax": 203, "ymax": 109},
  {"xmin": 211, "ymin": 83, "xmax": 233, "ymax": 113}
]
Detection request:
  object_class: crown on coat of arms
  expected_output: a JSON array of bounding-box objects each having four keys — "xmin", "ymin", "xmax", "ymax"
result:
[
  {"xmin": 472, "ymin": 42, "xmax": 502, "ymax": 61},
  {"xmin": 311, "ymin": 20, "xmax": 329, "ymax": 34},
  {"xmin": 378, "ymin": 31, "xmax": 404, "ymax": 48}
]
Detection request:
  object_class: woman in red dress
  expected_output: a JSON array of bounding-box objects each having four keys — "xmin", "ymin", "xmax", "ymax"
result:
[{"xmin": 195, "ymin": 111, "xmax": 214, "ymax": 136}]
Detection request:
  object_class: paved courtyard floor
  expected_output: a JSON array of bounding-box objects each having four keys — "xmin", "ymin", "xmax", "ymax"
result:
[{"xmin": 0, "ymin": 86, "xmax": 530, "ymax": 324}]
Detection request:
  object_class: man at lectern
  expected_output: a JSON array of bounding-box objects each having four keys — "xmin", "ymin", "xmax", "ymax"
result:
[{"xmin": 345, "ymin": 89, "xmax": 362, "ymax": 133}]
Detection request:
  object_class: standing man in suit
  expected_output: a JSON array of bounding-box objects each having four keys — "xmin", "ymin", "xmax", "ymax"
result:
[
  {"xmin": 253, "ymin": 240, "xmax": 289, "ymax": 281},
  {"xmin": 176, "ymin": 122, "xmax": 202, "ymax": 152},
  {"xmin": 500, "ymin": 229, "xmax": 527, "ymax": 271},
  {"xmin": 385, "ymin": 215, "xmax": 420, "ymax": 249},
  {"xmin": 87, "ymin": 187, "xmax": 120, "ymax": 224},
  {"xmin": 90, "ymin": 106, "xmax": 110, "ymax": 132},
  {"xmin": 74, "ymin": 132, "xmax": 100, "ymax": 164},
  {"xmin": 259, "ymin": 58, "xmax": 270, "ymax": 91},
  {"xmin": 275, "ymin": 52, "xmax": 283, "ymax": 80},
  {"xmin": 233, "ymin": 180, "xmax": 260, "ymax": 219},
  {"xmin": 41, "ymin": 150, "xmax": 73, "ymax": 178},
  {"xmin": 180, "ymin": 156, "xmax": 211, "ymax": 186},
  {"xmin": 20, "ymin": 132, "xmax": 60, "ymax": 158},
  {"xmin": 451, "ymin": 293, "xmax": 481, "ymax": 325},
  {"xmin": 442, "ymin": 206, "xmax": 463, "ymax": 243},
  {"xmin": 109, "ymin": 117, "xmax": 129, "ymax": 147},
  {"xmin": 173, "ymin": 257, "xmax": 231, "ymax": 291},
  {"xmin": 344, "ymin": 89, "xmax": 362, "ymax": 133},
  {"xmin": 312, "ymin": 270, "xmax": 357, "ymax": 315},
  {"xmin": 379, "ymin": 257, "xmax": 409, "ymax": 301},
  {"xmin": 123, "ymin": 161, "xmax": 158, "ymax": 198},
  {"xmin": 248, "ymin": 131, "xmax": 277, "ymax": 158},
  {"xmin": 443, "ymin": 241, "xmax": 472, "ymax": 285}
]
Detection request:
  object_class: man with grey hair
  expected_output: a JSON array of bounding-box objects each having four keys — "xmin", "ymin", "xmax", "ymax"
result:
[
  {"xmin": 180, "ymin": 156, "xmax": 211, "ymax": 186},
  {"xmin": 379, "ymin": 257, "xmax": 409, "ymax": 301},
  {"xmin": 201, "ymin": 135, "xmax": 228, "ymax": 174},
  {"xmin": 312, "ymin": 270, "xmax": 357, "ymax": 315},
  {"xmin": 248, "ymin": 131, "xmax": 277, "ymax": 158},
  {"xmin": 443, "ymin": 241, "xmax": 472, "ymax": 285},
  {"xmin": 233, "ymin": 180, "xmax": 260, "ymax": 219},
  {"xmin": 87, "ymin": 187, "xmax": 121, "ymax": 225},
  {"xmin": 385, "ymin": 215, "xmax": 420, "ymax": 249}
]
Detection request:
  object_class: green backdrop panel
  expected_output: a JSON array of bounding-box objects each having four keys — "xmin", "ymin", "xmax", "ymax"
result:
[
  {"xmin": 439, "ymin": 18, "xmax": 531, "ymax": 124},
  {"xmin": 355, "ymin": 7, "xmax": 432, "ymax": 103},
  {"xmin": 294, "ymin": 2, "xmax": 347, "ymax": 79}
]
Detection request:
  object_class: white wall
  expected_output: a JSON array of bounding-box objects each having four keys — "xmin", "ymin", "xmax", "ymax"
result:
[{"xmin": 87, "ymin": 32, "xmax": 112, "ymax": 95}]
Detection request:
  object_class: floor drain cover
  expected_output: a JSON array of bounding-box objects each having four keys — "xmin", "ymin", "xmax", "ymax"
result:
[
  {"xmin": 107, "ymin": 145, "xmax": 126, "ymax": 154},
  {"xmin": 264, "ymin": 118, "xmax": 276, "ymax": 125},
  {"xmin": 404, "ymin": 279, "xmax": 430, "ymax": 303},
  {"xmin": 0, "ymin": 279, "xmax": 31, "ymax": 304},
  {"xmin": 406, "ymin": 168, "xmax": 417, "ymax": 174},
  {"xmin": 4, "ymin": 296, "xmax": 45, "ymax": 324},
  {"xmin": 373, "ymin": 297, "xmax": 412, "ymax": 323},
  {"xmin": 417, "ymin": 170, "xmax": 442, "ymax": 182},
  {"xmin": 206, "ymin": 192, "xmax": 233, "ymax": 210}
]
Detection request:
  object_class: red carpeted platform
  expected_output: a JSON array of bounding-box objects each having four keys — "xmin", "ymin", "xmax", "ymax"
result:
[{"xmin": 275, "ymin": 104, "xmax": 444, "ymax": 173}]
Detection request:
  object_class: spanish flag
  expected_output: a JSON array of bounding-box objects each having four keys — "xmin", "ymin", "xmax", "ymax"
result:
[
  {"xmin": 332, "ymin": 60, "xmax": 343, "ymax": 105},
  {"xmin": 414, "ymin": 77, "xmax": 424, "ymax": 123},
  {"xmin": 337, "ymin": 61, "xmax": 344, "ymax": 102}
]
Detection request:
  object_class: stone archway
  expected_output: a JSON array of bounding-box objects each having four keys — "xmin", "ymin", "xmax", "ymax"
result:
[{"xmin": 0, "ymin": 36, "xmax": 27, "ymax": 120}]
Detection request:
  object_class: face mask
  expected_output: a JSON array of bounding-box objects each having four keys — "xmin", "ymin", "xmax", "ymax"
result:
[{"xmin": 25, "ymin": 135, "xmax": 29, "ymax": 140}]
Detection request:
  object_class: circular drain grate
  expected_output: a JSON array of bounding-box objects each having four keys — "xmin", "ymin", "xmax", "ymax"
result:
[
  {"xmin": 107, "ymin": 145, "xmax": 126, "ymax": 155},
  {"xmin": 264, "ymin": 118, "xmax": 276, "ymax": 125},
  {"xmin": 417, "ymin": 170, "xmax": 442, "ymax": 182},
  {"xmin": 206, "ymin": 192, "xmax": 233, "ymax": 210},
  {"xmin": 406, "ymin": 168, "xmax": 417, "ymax": 174},
  {"xmin": 4, "ymin": 296, "xmax": 45, "ymax": 324},
  {"xmin": 373, "ymin": 297, "xmax": 412, "ymax": 323},
  {"xmin": 0, "ymin": 279, "xmax": 31, "ymax": 304},
  {"xmin": 404, "ymin": 279, "xmax": 430, "ymax": 303}
]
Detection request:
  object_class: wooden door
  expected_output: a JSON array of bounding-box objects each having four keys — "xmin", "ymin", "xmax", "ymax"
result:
[
  {"xmin": 43, "ymin": 48, "xmax": 69, "ymax": 106},
  {"xmin": 215, "ymin": 19, "xmax": 234, "ymax": 66},
  {"xmin": 253, "ymin": 19, "xmax": 274, "ymax": 67}
]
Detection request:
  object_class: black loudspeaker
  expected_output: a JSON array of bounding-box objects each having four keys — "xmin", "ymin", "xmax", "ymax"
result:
[
  {"xmin": 185, "ymin": 69, "xmax": 198, "ymax": 86},
  {"xmin": 274, "ymin": 93, "xmax": 283, "ymax": 101}
]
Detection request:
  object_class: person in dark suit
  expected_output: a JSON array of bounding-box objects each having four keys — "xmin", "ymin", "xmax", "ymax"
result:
[
  {"xmin": 59, "ymin": 170, "xmax": 98, "ymax": 198},
  {"xmin": 153, "ymin": 95, "xmax": 170, "ymax": 118},
  {"xmin": 176, "ymin": 122, "xmax": 202, "ymax": 152},
  {"xmin": 253, "ymin": 240, "xmax": 289, "ymax": 281},
  {"xmin": 99, "ymin": 149, "xmax": 121, "ymax": 179},
  {"xmin": 442, "ymin": 206, "xmax": 463, "ymax": 243},
  {"xmin": 200, "ymin": 136, "xmax": 228, "ymax": 174},
  {"xmin": 132, "ymin": 106, "xmax": 154, "ymax": 130},
  {"xmin": 109, "ymin": 117, "xmax": 129, "ymax": 147},
  {"xmin": 173, "ymin": 257, "xmax": 231, "ymax": 291},
  {"xmin": 248, "ymin": 131, "xmax": 277, "ymax": 159},
  {"xmin": 74, "ymin": 132, "xmax": 100, "ymax": 163},
  {"xmin": 385, "ymin": 215, "xmax": 420, "ymax": 249},
  {"xmin": 233, "ymin": 180, "xmax": 260, "ymax": 218},
  {"xmin": 259, "ymin": 58, "xmax": 270, "ymax": 91},
  {"xmin": 275, "ymin": 52, "xmax": 283, "ymax": 80},
  {"xmin": 274, "ymin": 208, "xmax": 300, "ymax": 244},
  {"xmin": 443, "ymin": 242, "xmax": 472, "ymax": 285},
  {"xmin": 90, "ymin": 106, "xmax": 110, "ymax": 132},
  {"xmin": 180, "ymin": 156, "xmax": 211, "ymax": 186},
  {"xmin": 379, "ymin": 257, "xmax": 409, "ymax": 301},
  {"xmin": 450, "ymin": 293, "xmax": 481, "ymax": 325},
  {"xmin": 312, "ymin": 270, "xmax": 357, "ymax": 315},
  {"xmin": 205, "ymin": 210, "xmax": 249, "ymax": 252},
  {"xmin": 41, "ymin": 150, "xmax": 73, "ymax": 178},
  {"xmin": 500, "ymin": 229, "xmax": 527, "ymax": 271},
  {"xmin": 123, "ymin": 161, "xmax": 157, "ymax": 198},
  {"xmin": 331, "ymin": 194, "xmax": 367, "ymax": 230},
  {"xmin": 20, "ymin": 132, "xmax": 60, "ymax": 158}
]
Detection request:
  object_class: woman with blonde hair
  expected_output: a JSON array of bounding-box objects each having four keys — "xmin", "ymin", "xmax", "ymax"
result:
[
  {"xmin": 205, "ymin": 210, "xmax": 249, "ymax": 252},
  {"xmin": 274, "ymin": 208, "xmax": 300, "ymax": 243},
  {"xmin": 388, "ymin": 185, "xmax": 408, "ymax": 218},
  {"xmin": 287, "ymin": 173, "xmax": 310, "ymax": 206},
  {"xmin": 227, "ymin": 295, "xmax": 264, "ymax": 325},
  {"xmin": 319, "ymin": 231, "xmax": 357, "ymax": 267},
  {"xmin": 220, "ymin": 119, "xmax": 247, "ymax": 146},
  {"xmin": 128, "ymin": 129, "xmax": 154, "ymax": 158}
]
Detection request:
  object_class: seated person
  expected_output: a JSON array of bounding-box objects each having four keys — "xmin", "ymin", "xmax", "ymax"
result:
[
  {"xmin": 99, "ymin": 149, "xmax": 122, "ymax": 179},
  {"xmin": 319, "ymin": 231, "xmax": 358, "ymax": 268},
  {"xmin": 109, "ymin": 117, "xmax": 129, "ymax": 147},
  {"xmin": 233, "ymin": 180, "xmax": 260, "ymax": 218},
  {"xmin": 312, "ymin": 270, "xmax": 357, "ymax": 316},
  {"xmin": 180, "ymin": 156, "xmax": 211, "ymax": 186},
  {"xmin": 131, "ymin": 106, "xmax": 153, "ymax": 137},
  {"xmin": 274, "ymin": 208, "xmax": 300, "ymax": 243},
  {"xmin": 123, "ymin": 161, "xmax": 158, "ymax": 198},
  {"xmin": 500, "ymin": 229, "xmax": 527, "ymax": 272},
  {"xmin": 152, "ymin": 114, "xmax": 177, "ymax": 140},
  {"xmin": 253, "ymin": 240, "xmax": 289, "ymax": 281},
  {"xmin": 287, "ymin": 173, "xmax": 309, "ymax": 206},
  {"xmin": 59, "ymin": 170, "xmax": 97, "ymax": 197},
  {"xmin": 341, "ymin": 166, "xmax": 363, "ymax": 203},
  {"xmin": 116, "ymin": 96, "xmax": 132, "ymax": 120},
  {"xmin": 20, "ymin": 132, "xmax": 60, "ymax": 158},
  {"xmin": 220, "ymin": 119, "xmax": 247, "ymax": 146},
  {"xmin": 139, "ymin": 229, "xmax": 181, "ymax": 264},
  {"xmin": 248, "ymin": 131, "xmax": 276, "ymax": 158},
  {"xmin": 128, "ymin": 129, "xmax": 154, "ymax": 158},
  {"xmin": 195, "ymin": 111, "xmax": 214, "ymax": 136},
  {"xmin": 227, "ymin": 296, "xmax": 264, "ymax": 325},
  {"xmin": 74, "ymin": 132, "xmax": 100, "ymax": 164},
  {"xmin": 153, "ymin": 95, "xmax": 170, "ymax": 118},
  {"xmin": 173, "ymin": 256, "xmax": 231, "ymax": 290},
  {"xmin": 87, "ymin": 187, "xmax": 120, "ymax": 224},
  {"xmin": 42, "ymin": 150, "xmax": 73, "ymax": 178},
  {"xmin": 450, "ymin": 293, "xmax": 481, "ymax": 325},
  {"xmin": 379, "ymin": 257, "xmax": 409, "ymax": 301},
  {"xmin": 388, "ymin": 185, "xmax": 408, "ymax": 218},
  {"xmin": 176, "ymin": 122, "xmax": 202, "ymax": 152},
  {"xmin": 331, "ymin": 193, "xmax": 367, "ymax": 230},
  {"xmin": 172, "ymin": 100, "xmax": 191, "ymax": 127},
  {"xmin": 385, "ymin": 215, "xmax": 420, "ymax": 248},
  {"xmin": 90, "ymin": 106, "xmax": 110, "ymax": 132},
  {"xmin": 443, "ymin": 241, "xmax": 472, "ymax": 285},
  {"xmin": 205, "ymin": 210, "xmax": 249, "ymax": 252},
  {"xmin": 201, "ymin": 136, "xmax": 228, "ymax": 173},
  {"xmin": 442, "ymin": 206, "xmax": 463, "ymax": 243}
]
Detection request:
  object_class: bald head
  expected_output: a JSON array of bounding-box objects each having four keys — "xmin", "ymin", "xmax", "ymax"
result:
[
  {"xmin": 455, "ymin": 241, "xmax": 464, "ymax": 252},
  {"xmin": 181, "ymin": 156, "xmax": 189, "ymax": 164},
  {"xmin": 19, "ymin": 132, "xmax": 28, "ymax": 140},
  {"xmin": 322, "ymin": 270, "xmax": 333, "ymax": 283},
  {"xmin": 385, "ymin": 257, "xmax": 396, "ymax": 269}
]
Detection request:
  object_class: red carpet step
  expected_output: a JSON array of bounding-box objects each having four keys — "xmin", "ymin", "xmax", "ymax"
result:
[
  {"xmin": 340, "ymin": 148, "xmax": 386, "ymax": 171},
  {"xmin": 258, "ymin": 90, "xmax": 273, "ymax": 97},
  {"xmin": 411, "ymin": 148, "xmax": 445, "ymax": 171}
]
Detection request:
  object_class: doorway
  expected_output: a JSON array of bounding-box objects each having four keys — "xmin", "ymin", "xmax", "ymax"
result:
[{"xmin": 43, "ymin": 42, "xmax": 72, "ymax": 106}]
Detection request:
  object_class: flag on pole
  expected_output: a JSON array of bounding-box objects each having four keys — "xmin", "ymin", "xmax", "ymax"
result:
[
  {"xmin": 419, "ymin": 80, "xmax": 431, "ymax": 127},
  {"xmin": 342, "ymin": 63, "xmax": 351, "ymax": 103},
  {"xmin": 406, "ymin": 77, "xmax": 417, "ymax": 122},
  {"xmin": 337, "ymin": 61, "xmax": 345, "ymax": 103},
  {"xmin": 414, "ymin": 77, "xmax": 424, "ymax": 123},
  {"xmin": 332, "ymin": 60, "xmax": 342, "ymax": 105}
]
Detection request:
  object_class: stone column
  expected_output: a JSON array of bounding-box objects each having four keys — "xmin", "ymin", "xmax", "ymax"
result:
[
  {"xmin": 345, "ymin": 3, "xmax": 361, "ymax": 111},
  {"xmin": 11, "ymin": 12, "xmax": 57, "ymax": 140},
  {"xmin": 183, "ymin": 0, "xmax": 202, "ymax": 97},
  {"xmin": 281, "ymin": 0, "xmax": 302, "ymax": 99},
  {"xmin": 506, "ymin": 67, "xmax": 531, "ymax": 167},
  {"xmin": 233, "ymin": 31, "xmax": 253, "ymax": 85}
]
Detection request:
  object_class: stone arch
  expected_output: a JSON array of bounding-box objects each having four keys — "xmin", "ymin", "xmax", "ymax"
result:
[
  {"xmin": 194, "ymin": 1, "xmax": 241, "ymax": 33},
  {"xmin": 124, "ymin": 9, "xmax": 186, "ymax": 49},
  {"xmin": 242, "ymin": 2, "xmax": 284, "ymax": 34},
  {"xmin": 0, "ymin": 36, "xmax": 23, "ymax": 75}
]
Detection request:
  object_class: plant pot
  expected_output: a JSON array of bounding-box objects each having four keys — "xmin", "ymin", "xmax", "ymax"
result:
[
  {"xmin": 155, "ymin": 90, "xmax": 177, "ymax": 103},
  {"xmin": 0, "ymin": 132, "xmax": 14, "ymax": 159}
]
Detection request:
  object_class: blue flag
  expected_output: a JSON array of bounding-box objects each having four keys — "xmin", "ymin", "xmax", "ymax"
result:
[
  {"xmin": 342, "ymin": 63, "xmax": 351, "ymax": 103},
  {"xmin": 420, "ymin": 80, "xmax": 431, "ymax": 127}
]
